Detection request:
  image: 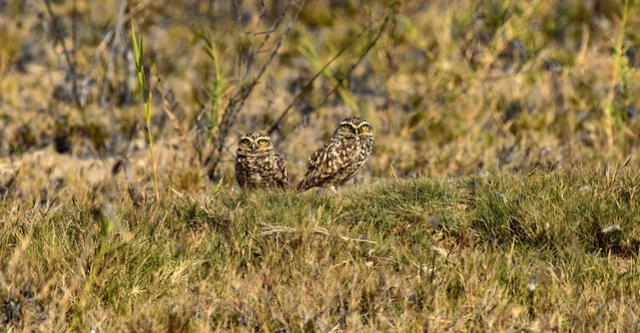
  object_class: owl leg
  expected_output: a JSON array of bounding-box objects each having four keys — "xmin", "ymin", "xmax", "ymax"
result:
[{"xmin": 314, "ymin": 185, "xmax": 337, "ymax": 195}]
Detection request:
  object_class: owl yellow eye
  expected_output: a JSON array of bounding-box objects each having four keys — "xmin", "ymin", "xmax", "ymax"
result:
[
  {"xmin": 258, "ymin": 139, "xmax": 269, "ymax": 145},
  {"xmin": 360, "ymin": 124, "xmax": 369, "ymax": 131},
  {"xmin": 341, "ymin": 124, "xmax": 351, "ymax": 131},
  {"xmin": 240, "ymin": 138, "xmax": 251, "ymax": 146}
]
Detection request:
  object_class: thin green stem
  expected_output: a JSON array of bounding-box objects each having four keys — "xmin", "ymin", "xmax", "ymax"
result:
[
  {"xmin": 603, "ymin": 0, "xmax": 629, "ymax": 151},
  {"xmin": 132, "ymin": 24, "xmax": 161, "ymax": 203},
  {"xmin": 145, "ymin": 93, "xmax": 160, "ymax": 202}
]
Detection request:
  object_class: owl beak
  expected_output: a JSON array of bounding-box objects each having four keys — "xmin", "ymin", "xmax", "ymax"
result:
[{"xmin": 251, "ymin": 143, "xmax": 257, "ymax": 150}]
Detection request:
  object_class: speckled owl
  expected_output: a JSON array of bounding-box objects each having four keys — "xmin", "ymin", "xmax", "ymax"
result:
[
  {"xmin": 297, "ymin": 116, "xmax": 375, "ymax": 191},
  {"xmin": 235, "ymin": 132, "xmax": 288, "ymax": 189}
]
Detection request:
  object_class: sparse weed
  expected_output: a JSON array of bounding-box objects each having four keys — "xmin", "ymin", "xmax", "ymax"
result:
[
  {"xmin": 200, "ymin": 33, "xmax": 228, "ymax": 138},
  {"xmin": 131, "ymin": 24, "xmax": 161, "ymax": 202}
]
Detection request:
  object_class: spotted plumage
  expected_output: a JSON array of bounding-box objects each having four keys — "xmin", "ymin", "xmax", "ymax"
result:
[
  {"xmin": 235, "ymin": 132, "xmax": 288, "ymax": 189},
  {"xmin": 297, "ymin": 116, "xmax": 375, "ymax": 191}
]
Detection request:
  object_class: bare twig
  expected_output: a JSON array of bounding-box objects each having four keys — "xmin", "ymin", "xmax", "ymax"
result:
[
  {"xmin": 258, "ymin": 224, "xmax": 377, "ymax": 244},
  {"xmin": 315, "ymin": 15, "xmax": 390, "ymax": 111},
  {"xmin": 120, "ymin": 0, "xmax": 153, "ymax": 25},
  {"xmin": 267, "ymin": 26, "xmax": 371, "ymax": 135},
  {"xmin": 100, "ymin": 0, "xmax": 128, "ymax": 112},
  {"xmin": 269, "ymin": 14, "xmax": 391, "ymax": 137},
  {"xmin": 252, "ymin": 0, "xmax": 269, "ymax": 35},
  {"xmin": 42, "ymin": 0, "xmax": 83, "ymax": 111},
  {"xmin": 206, "ymin": 1, "xmax": 305, "ymax": 180},
  {"xmin": 238, "ymin": 3, "xmax": 292, "ymax": 87}
]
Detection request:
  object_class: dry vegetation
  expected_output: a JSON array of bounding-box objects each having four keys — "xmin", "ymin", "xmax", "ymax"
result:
[{"xmin": 0, "ymin": 0, "xmax": 640, "ymax": 331}]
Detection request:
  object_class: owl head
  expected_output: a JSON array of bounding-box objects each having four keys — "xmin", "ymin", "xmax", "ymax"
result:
[
  {"xmin": 237, "ymin": 132, "xmax": 274, "ymax": 155},
  {"xmin": 334, "ymin": 116, "xmax": 373, "ymax": 138}
]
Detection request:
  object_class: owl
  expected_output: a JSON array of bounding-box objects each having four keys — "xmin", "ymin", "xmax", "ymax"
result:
[
  {"xmin": 297, "ymin": 116, "xmax": 375, "ymax": 191},
  {"xmin": 235, "ymin": 132, "xmax": 288, "ymax": 189}
]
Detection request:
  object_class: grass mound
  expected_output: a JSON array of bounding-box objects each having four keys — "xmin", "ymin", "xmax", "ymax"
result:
[{"xmin": 1, "ymin": 169, "xmax": 638, "ymax": 331}]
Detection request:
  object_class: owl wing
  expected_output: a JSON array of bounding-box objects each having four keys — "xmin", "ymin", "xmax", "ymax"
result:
[
  {"xmin": 297, "ymin": 140, "xmax": 353, "ymax": 191},
  {"xmin": 305, "ymin": 142, "xmax": 326, "ymax": 171},
  {"xmin": 274, "ymin": 153, "xmax": 289, "ymax": 188}
]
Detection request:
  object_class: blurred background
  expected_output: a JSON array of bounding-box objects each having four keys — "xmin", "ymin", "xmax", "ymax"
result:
[{"xmin": 0, "ymin": 0, "xmax": 639, "ymax": 197}]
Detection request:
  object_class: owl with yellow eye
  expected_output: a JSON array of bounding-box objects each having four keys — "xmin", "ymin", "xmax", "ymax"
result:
[
  {"xmin": 235, "ymin": 132, "xmax": 288, "ymax": 189},
  {"xmin": 297, "ymin": 116, "xmax": 375, "ymax": 191}
]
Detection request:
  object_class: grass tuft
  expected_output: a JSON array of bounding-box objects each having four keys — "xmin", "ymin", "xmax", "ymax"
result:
[{"xmin": 1, "ymin": 170, "xmax": 639, "ymax": 330}]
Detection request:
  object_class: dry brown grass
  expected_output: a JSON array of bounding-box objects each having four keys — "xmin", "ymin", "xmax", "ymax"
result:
[
  {"xmin": 1, "ymin": 0, "xmax": 640, "ymax": 331},
  {"xmin": 0, "ymin": 170, "xmax": 639, "ymax": 331}
]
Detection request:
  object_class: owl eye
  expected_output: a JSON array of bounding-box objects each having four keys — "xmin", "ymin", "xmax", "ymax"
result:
[
  {"xmin": 258, "ymin": 139, "xmax": 269, "ymax": 145},
  {"xmin": 360, "ymin": 124, "xmax": 369, "ymax": 131},
  {"xmin": 240, "ymin": 138, "xmax": 251, "ymax": 146},
  {"xmin": 341, "ymin": 124, "xmax": 351, "ymax": 131}
]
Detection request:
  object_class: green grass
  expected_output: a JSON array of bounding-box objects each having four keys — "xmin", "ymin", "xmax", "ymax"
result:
[
  {"xmin": 131, "ymin": 23, "xmax": 160, "ymax": 203},
  {"xmin": 1, "ymin": 169, "xmax": 639, "ymax": 331},
  {"xmin": 2, "ymin": 0, "xmax": 640, "ymax": 331}
]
